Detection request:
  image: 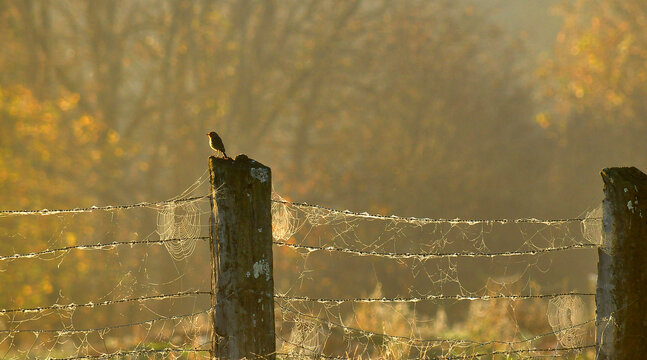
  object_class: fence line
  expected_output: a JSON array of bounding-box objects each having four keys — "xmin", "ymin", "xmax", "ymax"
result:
[
  {"xmin": 2, "ymin": 236, "xmax": 595, "ymax": 263},
  {"xmin": 49, "ymin": 348, "xmax": 212, "ymax": 360},
  {"xmin": 0, "ymin": 290, "xmax": 211, "ymax": 314},
  {"xmin": 0, "ymin": 237, "xmax": 210, "ymax": 262},
  {"xmin": 0, "ymin": 195, "xmax": 598, "ymax": 225},
  {"xmin": 0, "ymin": 309, "xmax": 210, "ymax": 334},
  {"xmin": 274, "ymin": 340, "xmax": 596, "ymax": 360},
  {"xmin": 276, "ymin": 292, "xmax": 595, "ymax": 304},
  {"xmin": 0, "ymin": 189, "xmax": 604, "ymax": 358},
  {"xmin": 439, "ymin": 345, "xmax": 596, "ymax": 360},
  {"xmin": 273, "ymin": 241, "xmax": 597, "ymax": 259},
  {"xmin": 0, "ymin": 195, "xmax": 209, "ymax": 216},
  {"xmin": 277, "ymin": 302, "xmax": 595, "ymax": 347},
  {"xmin": 273, "ymin": 199, "xmax": 599, "ymax": 225}
]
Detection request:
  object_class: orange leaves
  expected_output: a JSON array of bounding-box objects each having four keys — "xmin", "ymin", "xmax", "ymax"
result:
[
  {"xmin": 540, "ymin": 0, "xmax": 647, "ymax": 126},
  {"xmin": 73, "ymin": 115, "xmax": 103, "ymax": 144},
  {"xmin": 57, "ymin": 93, "xmax": 80, "ymax": 111}
]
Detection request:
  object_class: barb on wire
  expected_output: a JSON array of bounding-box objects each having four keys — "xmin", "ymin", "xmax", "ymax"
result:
[
  {"xmin": 0, "ymin": 309, "xmax": 210, "ymax": 334},
  {"xmin": 274, "ymin": 241, "xmax": 598, "ymax": 259},
  {"xmin": 275, "ymin": 292, "xmax": 595, "ymax": 304},
  {"xmin": 0, "ymin": 237, "xmax": 210, "ymax": 261},
  {"xmin": 0, "ymin": 195, "xmax": 209, "ymax": 217},
  {"xmin": 273, "ymin": 199, "xmax": 600, "ymax": 225},
  {"xmin": 0, "ymin": 290, "xmax": 211, "ymax": 314},
  {"xmin": 49, "ymin": 348, "xmax": 211, "ymax": 360}
]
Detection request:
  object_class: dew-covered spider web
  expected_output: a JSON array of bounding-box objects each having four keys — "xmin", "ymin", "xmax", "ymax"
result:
[
  {"xmin": 270, "ymin": 197, "xmax": 603, "ymax": 359},
  {"xmin": 0, "ymin": 170, "xmax": 605, "ymax": 359},
  {"xmin": 0, "ymin": 175, "xmax": 213, "ymax": 359},
  {"xmin": 156, "ymin": 173, "xmax": 210, "ymax": 261}
]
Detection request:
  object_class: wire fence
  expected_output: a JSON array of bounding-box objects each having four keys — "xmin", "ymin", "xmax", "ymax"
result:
[{"xmin": 0, "ymin": 194, "xmax": 601, "ymax": 359}]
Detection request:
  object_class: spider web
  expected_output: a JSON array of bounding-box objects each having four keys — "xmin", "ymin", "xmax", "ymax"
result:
[
  {"xmin": 156, "ymin": 173, "xmax": 210, "ymax": 261},
  {"xmin": 0, "ymin": 175, "xmax": 604, "ymax": 359},
  {"xmin": 0, "ymin": 178, "xmax": 213, "ymax": 359},
  {"xmin": 271, "ymin": 196, "xmax": 601, "ymax": 359}
]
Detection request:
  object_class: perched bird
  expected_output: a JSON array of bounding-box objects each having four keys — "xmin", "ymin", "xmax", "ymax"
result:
[{"xmin": 207, "ymin": 131, "xmax": 228, "ymax": 158}]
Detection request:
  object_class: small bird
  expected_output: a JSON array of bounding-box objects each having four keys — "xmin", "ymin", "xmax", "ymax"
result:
[{"xmin": 207, "ymin": 131, "xmax": 228, "ymax": 158}]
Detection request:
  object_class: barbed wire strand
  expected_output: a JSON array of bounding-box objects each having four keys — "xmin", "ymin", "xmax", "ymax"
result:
[
  {"xmin": 0, "ymin": 237, "xmax": 210, "ymax": 261},
  {"xmin": 0, "ymin": 195, "xmax": 600, "ymax": 225},
  {"xmin": 274, "ymin": 241, "xmax": 598, "ymax": 259},
  {"xmin": 0, "ymin": 195, "xmax": 209, "ymax": 217},
  {"xmin": 0, "ymin": 290, "xmax": 211, "ymax": 314},
  {"xmin": 274, "ymin": 343, "xmax": 595, "ymax": 360},
  {"xmin": 275, "ymin": 292, "xmax": 595, "ymax": 304},
  {"xmin": 48, "ymin": 348, "xmax": 211, "ymax": 360},
  {"xmin": 0, "ymin": 309, "xmax": 210, "ymax": 334},
  {"xmin": 439, "ymin": 344, "xmax": 596, "ymax": 359},
  {"xmin": 277, "ymin": 302, "xmax": 595, "ymax": 347},
  {"xmin": 274, "ymin": 352, "xmax": 345, "ymax": 360},
  {"xmin": 273, "ymin": 199, "xmax": 601, "ymax": 225}
]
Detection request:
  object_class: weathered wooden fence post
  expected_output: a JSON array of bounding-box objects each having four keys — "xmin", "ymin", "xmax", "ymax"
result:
[
  {"xmin": 209, "ymin": 154, "xmax": 276, "ymax": 360},
  {"xmin": 597, "ymin": 167, "xmax": 647, "ymax": 359}
]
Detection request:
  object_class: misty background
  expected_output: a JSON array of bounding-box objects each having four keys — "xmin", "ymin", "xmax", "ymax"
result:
[{"xmin": 1, "ymin": 0, "xmax": 646, "ymax": 356}]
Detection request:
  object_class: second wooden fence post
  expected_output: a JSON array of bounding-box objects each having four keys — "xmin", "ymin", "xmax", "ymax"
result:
[
  {"xmin": 597, "ymin": 166, "xmax": 647, "ymax": 359},
  {"xmin": 209, "ymin": 154, "xmax": 276, "ymax": 359}
]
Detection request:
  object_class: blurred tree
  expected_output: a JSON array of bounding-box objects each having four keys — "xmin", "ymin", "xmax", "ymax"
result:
[
  {"xmin": 0, "ymin": 0, "xmax": 553, "ymax": 328},
  {"xmin": 0, "ymin": 85, "xmax": 129, "ymax": 334},
  {"xmin": 0, "ymin": 0, "xmax": 545, "ymax": 211},
  {"xmin": 538, "ymin": 0, "xmax": 647, "ymax": 215}
]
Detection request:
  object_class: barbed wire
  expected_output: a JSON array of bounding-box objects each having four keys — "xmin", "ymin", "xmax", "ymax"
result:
[
  {"xmin": 273, "ymin": 199, "xmax": 600, "ymax": 225},
  {"xmin": 273, "ymin": 241, "xmax": 597, "ymax": 259},
  {"xmin": 0, "ymin": 309, "xmax": 210, "ymax": 334},
  {"xmin": 275, "ymin": 352, "xmax": 345, "ymax": 360},
  {"xmin": 275, "ymin": 292, "xmax": 595, "ymax": 304},
  {"xmin": 0, "ymin": 195, "xmax": 600, "ymax": 225},
  {"xmin": 277, "ymin": 302, "xmax": 595, "ymax": 347},
  {"xmin": 0, "ymin": 290, "xmax": 211, "ymax": 314},
  {"xmin": 438, "ymin": 345, "xmax": 596, "ymax": 359},
  {"xmin": 273, "ymin": 344, "xmax": 595, "ymax": 360},
  {"xmin": 49, "ymin": 348, "xmax": 211, "ymax": 360},
  {"xmin": 0, "ymin": 195, "xmax": 209, "ymax": 217},
  {"xmin": 0, "ymin": 236, "xmax": 210, "ymax": 261}
]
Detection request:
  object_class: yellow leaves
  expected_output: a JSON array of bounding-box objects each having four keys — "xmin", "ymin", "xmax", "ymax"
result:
[
  {"xmin": 592, "ymin": 17, "xmax": 600, "ymax": 29},
  {"xmin": 569, "ymin": 82, "xmax": 585, "ymax": 98},
  {"xmin": 535, "ymin": 113, "xmax": 550, "ymax": 129},
  {"xmin": 73, "ymin": 115, "xmax": 102, "ymax": 143},
  {"xmin": 605, "ymin": 90, "xmax": 624, "ymax": 107},
  {"xmin": 90, "ymin": 149, "xmax": 101, "ymax": 162},
  {"xmin": 40, "ymin": 278, "xmax": 53, "ymax": 295},
  {"xmin": 77, "ymin": 259, "xmax": 89, "ymax": 274},
  {"xmin": 21, "ymin": 284, "xmax": 33, "ymax": 297},
  {"xmin": 107, "ymin": 129, "xmax": 120, "ymax": 144},
  {"xmin": 65, "ymin": 232, "xmax": 77, "ymax": 246},
  {"xmin": 5, "ymin": 86, "xmax": 42, "ymax": 118},
  {"xmin": 57, "ymin": 93, "xmax": 80, "ymax": 111},
  {"xmin": 617, "ymin": 33, "xmax": 634, "ymax": 55}
]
